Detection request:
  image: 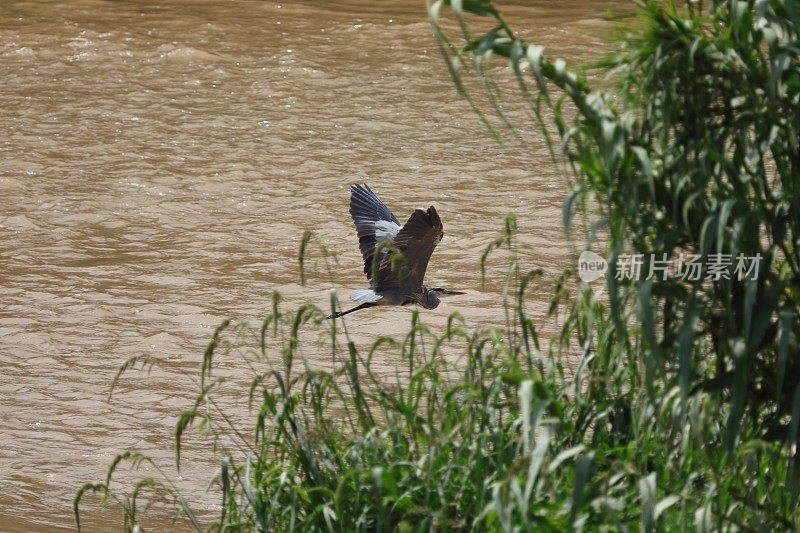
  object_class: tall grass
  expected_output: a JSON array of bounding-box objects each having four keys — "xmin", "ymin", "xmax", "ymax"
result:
[
  {"xmin": 76, "ymin": 221, "xmax": 799, "ymax": 531},
  {"xmin": 432, "ymin": 0, "xmax": 800, "ymax": 516},
  {"xmin": 76, "ymin": 0, "xmax": 800, "ymax": 530}
]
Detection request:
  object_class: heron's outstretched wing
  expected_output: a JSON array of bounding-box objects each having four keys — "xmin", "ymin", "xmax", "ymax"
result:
[
  {"xmin": 376, "ymin": 206, "xmax": 443, "ymax": 291},
  {"xmin": 349, "ymin": 184, "xmax": 402, "ymax": 280}
]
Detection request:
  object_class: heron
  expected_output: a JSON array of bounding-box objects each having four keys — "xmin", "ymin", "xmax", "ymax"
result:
[{"xmin": 330, "ymin": 184, "xmax": 465, "ymax": 319}]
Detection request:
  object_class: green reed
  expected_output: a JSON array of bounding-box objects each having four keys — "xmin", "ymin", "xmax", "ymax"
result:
[
  {"xmin": 429, "ymin": 0, "xmax": 800, "ymax": 527},
  {"xmin": 76, "ymin": 0, "xmax": 800, "ymax": 530},
  {"xmin": 75, "ymin": 216, "xmax": 798, "ymax": 531}
]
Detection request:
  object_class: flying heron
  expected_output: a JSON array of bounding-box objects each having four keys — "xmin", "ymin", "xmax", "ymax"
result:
[{"xmin": 330, "ymin": 184, "xmax": 465, "ymax": 319}]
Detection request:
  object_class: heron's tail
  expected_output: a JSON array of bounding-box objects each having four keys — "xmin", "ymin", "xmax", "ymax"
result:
[{"xmin": 350, "ymin": 289, "xmax": 383, "ymax": 303}]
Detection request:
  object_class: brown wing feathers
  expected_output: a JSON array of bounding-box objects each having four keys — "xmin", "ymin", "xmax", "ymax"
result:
[{"xmin": 376, "ymin": 206, "xmax": 443, "ymax": 291}]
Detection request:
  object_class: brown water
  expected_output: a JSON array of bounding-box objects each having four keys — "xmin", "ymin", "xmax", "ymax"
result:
[{"xmin": 0, "ymin": 1, "xmax": 612, "ymax": 530}]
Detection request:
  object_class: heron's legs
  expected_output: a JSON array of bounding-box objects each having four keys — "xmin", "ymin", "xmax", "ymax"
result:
[{"xmin": 328, "ymin": 301, "xmax": 378, "ymax": 319}]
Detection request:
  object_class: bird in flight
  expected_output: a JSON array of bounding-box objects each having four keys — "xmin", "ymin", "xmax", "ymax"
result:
[{"xmin": 330, "ymin": 184, "xmax": 464, "ymax": 319}]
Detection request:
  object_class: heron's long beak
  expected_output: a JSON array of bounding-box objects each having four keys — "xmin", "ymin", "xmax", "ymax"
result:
[{"xmin": 437, "ymin": 289, "xmax": 466, "ymax": 296}]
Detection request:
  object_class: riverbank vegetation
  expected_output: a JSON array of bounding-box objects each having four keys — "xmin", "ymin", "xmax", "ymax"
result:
[{"xmin": 76, "ymin": 0, "xmax": 800, "ymax": 530}]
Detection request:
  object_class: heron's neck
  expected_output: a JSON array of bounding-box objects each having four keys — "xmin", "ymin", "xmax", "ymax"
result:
[
  {"xmin": 418, "ymin": 286, "xmax": 430, "ymax": 304},
  {"xmin": 419, "ymin": 286, "xmax": 440, "ymax": 310}
]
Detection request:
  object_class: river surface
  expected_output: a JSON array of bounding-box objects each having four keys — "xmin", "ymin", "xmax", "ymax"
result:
[{"xmin": 0, "ymin": 1, "xmax": 612, "ymax": 530}]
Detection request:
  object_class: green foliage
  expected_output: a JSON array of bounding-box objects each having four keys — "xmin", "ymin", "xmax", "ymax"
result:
[
  {"xmin": 76, "ymin": 0, "xmax": 800, "ymax": 531},
  {"xmin": 429, "ymin": 0, "xmax": 800, "ymax": 525},
  {"xmin": 76, "ymin": 222, "xmax": 799, "ymax": 531}
]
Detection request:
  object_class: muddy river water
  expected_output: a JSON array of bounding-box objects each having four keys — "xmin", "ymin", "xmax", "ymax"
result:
[{"xmin": 1, "ymin": 1, "xmax": 613, "ymax": 530}]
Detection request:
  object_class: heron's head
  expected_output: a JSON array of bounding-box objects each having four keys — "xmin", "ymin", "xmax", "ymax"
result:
[
  {"xmin": 422, "ymin": 287, "xmax": 466, "ymax": 309},
  {"xmin": 421, "ymin": 288, "xmax": 441, "ymax": 310}
]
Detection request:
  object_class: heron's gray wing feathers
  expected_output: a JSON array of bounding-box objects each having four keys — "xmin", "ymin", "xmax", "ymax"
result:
[
  {"xmin": 349, "ymin": 184, "xmax": 401, "ymax": 280},
  {"xmin": 376, "ymin": 206, "xmax": 443, "ymax": 291}
]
